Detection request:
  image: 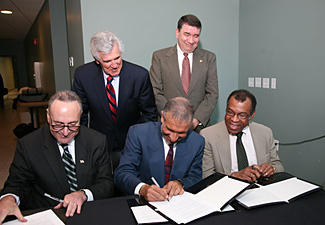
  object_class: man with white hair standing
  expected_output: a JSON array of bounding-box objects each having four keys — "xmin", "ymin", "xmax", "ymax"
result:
[{"xmin": 72, "ymin": 31, "xmax": 157, "ymax": 170}]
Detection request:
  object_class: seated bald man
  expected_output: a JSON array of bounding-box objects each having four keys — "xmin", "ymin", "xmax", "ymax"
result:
[{"xmin": 114, "ymin": 97, "xmax": 204, "ymax": 201}]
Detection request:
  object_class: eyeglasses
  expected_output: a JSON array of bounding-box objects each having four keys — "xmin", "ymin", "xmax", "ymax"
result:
[
  {"xmin": 226, "ymin": 109, "xmax": 250, "ymax": 120},
  {"xmin": 50, "ymin": 124, "xmax": 80, "ymax": 132}
]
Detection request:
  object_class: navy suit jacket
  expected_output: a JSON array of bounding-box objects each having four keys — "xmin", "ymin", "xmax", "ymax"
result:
[
  {"xmin": 114, "ymin": 122, "xmax": 204, "ymax": 195},
  {"xmin": 1, "ymin": 125, "xmax": 114, "ymax": 210},
  {"xmin": 72, "ymin": 60, "xmax": 157, "ymax": 151}
]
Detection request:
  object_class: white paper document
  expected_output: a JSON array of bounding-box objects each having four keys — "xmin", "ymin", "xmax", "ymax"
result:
[
  {"xmin": 149, "ymin": 177, "xmax": 247, "ymax": 224},
  {"xmin": 4, "ymin": 209, "xmax": 64, "ymax": 225},
  {"xmin": 195, "ymin": 176, "xmax": 250, "ymax": 209},
  {"xmin": 131, "ymin": 205, "xmax": 168, "ymax": 224},
  {"xmin": 150, "ymin": 192, "xmax": 218, "ymax": 224},
  {"xmin": 236, "ymin": 177, "xmax": 319, "ymax": 208}
]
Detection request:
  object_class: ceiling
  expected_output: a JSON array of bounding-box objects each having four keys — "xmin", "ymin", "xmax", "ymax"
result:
[{"xmin": 0, "ymin": 0, "xmax": 45, "ymax": 41}]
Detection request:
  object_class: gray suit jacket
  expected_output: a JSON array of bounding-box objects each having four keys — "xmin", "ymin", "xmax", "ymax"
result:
[
  {"xmin": 201, "ymin": 121, "xmax": 284, "ymax": 178},
  {"xmin": 149, "ymin": 45, "xmax": 218, "ymax": 125}
]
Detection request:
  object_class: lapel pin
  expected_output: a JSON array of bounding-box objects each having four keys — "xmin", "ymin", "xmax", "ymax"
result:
[
  {"xmin": 80, "ymin": 160, "xmax": 85, "ymax": 164},
  {"xmin": 200, "ymin": 59, "xmax": 203, "ymax": 63}
]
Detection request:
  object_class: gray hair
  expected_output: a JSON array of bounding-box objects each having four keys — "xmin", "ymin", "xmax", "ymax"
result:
[
  {"xmin": 162, "ymin": 97, "xmax": 193, "ymax": 124},
  {"xmin": 90, "ymin": 31, "xmax": 124, "ymax": 60},
  {"xmin": 48, "ymin": 90, "xmax": 82, "ymax": 114}
]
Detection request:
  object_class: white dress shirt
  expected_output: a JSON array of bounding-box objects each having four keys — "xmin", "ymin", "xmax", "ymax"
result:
[
  {"xmin": 229, "ymin": 126, "xmax": 258, "ymax": 173},
  {"xmin": 177, "ymin": 44, "xmax": 193, "ymax": 76}
]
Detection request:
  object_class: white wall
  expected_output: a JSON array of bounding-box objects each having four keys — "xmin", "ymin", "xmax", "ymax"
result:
[{"xmin": 80, "ymin": 0, "xmax": 239, "ymax": 123}]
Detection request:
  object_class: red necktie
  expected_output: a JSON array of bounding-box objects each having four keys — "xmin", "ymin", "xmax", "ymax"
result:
[
  {"xmin": 106, "ymin": 76, "xmax": 117, "ymax": 121},
  {"xmin": 181, "ymin": 53, "xmax": 191, "ymax": 95},
  {"xmin": 164, "ymin": 144, "xmax": 174, "ymax": 184}
]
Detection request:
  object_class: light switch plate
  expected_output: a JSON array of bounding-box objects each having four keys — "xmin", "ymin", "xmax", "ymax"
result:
[
  {"xmin": 263, "ymin": 78, "xmax": 270, "ymax": 88},
  {"xmin": 255, "ymin": 77, "xmax": 262, "ymax": 88},
  {"xmin": 248, "ymin": 77, "xmax": 254, "ymax": 87}
]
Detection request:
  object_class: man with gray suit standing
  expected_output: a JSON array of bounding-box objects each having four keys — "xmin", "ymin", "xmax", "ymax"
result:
[
  {"xmin": 150, "ymin": 14, "xmax": 218, "ymax": 132},
  {"xmin": 201, "ymin": 89, "xmax": 284, "ymax": 182}
]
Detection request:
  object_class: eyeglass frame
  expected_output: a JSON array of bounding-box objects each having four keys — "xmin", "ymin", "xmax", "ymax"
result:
[
  {"xmin": 50, "ymin": 123, "xmax": 80, "ymax": 132},
  {"xmin": 225, "ymin": 108, "xmax": 251, "ymax": 120}
]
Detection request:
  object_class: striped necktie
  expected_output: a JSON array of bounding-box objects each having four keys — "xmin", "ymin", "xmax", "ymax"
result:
[
  {"xmin": 164, "ymin": 144, "xmax": 174, "ymax": 184},
  {"xmin": 61, "ymin": 144, "xmax": 78, "ymax": 192},
  {"xmin": 236, "ymin": 132, "xmax": 249, "ymax": 171},
  {"xmin": 106, "ymin": 76, "xmax": 117, "ymax": 121}
]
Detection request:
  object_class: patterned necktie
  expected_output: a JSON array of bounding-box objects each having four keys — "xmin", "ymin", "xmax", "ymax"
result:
[
  {"xmin": 236, "ymin": 132, "xmax": 249, "ymax": 171},
  {"xmin": 181, "ymin": 53, "xmax": 191, "ymax": 95},
  {"xmin": 164, "ymin": 144, "xmax": 174, "ymax": 184},
  {"xmin": 61, "ymin": 144, "xmax": 78, "ymax": 192},
  {"xmin": 106, "ymin": 76, "xmax": 117, "ymax": 121}
]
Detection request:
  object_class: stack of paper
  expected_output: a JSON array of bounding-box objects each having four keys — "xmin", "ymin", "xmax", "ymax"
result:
[{"xmin": 236, "ymin": 177, "xmax": 320, "ymax": 208}]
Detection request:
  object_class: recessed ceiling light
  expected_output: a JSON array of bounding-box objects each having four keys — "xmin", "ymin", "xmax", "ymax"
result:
[{"xmin": 1, "ymin": 10, "xmax": 13, "ymax": 15}]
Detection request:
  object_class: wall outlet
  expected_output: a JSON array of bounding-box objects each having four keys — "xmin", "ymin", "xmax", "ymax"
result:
[{"xmin": 274, "ymin": 140, "xmax": 279, "ymax": 151}]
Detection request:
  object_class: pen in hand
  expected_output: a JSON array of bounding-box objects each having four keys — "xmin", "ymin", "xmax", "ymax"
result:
[
  {"xmin": 151, "ymin": 177, "xmax": 169, "ymax": 201},
  {"xmin": 44, "ymin": 193, "xmax": 64, "ymax": 203}
]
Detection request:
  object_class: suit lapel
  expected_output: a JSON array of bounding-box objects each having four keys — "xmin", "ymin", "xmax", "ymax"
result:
[
  {"xmin": 166, "ymin": 46, "xmax": 186, "ymax": 96},
  {"xmin": 147, "ymin": 125, "xmax": 165, "ymax": 186},
  {"xmin": 219, "ymin": 122, "xmax": 232, "ymax": 174},
  {"xmin": 74, "ymin": 129, "xmax": 88, "ymax": 188},
  {"xmin": 116, "ymin": 61, "xmax": 127, "ymax": 120},
  {"xmin": 188, "ymin": 49, "xmax": 204, "ymax": 95},
  {"xmin": 43, "ymin": 129, "xmax": 70, "ymax": 193},
  {"xmin": 93, "ymin": 65, "xmax": 113, "ymax": 118}
]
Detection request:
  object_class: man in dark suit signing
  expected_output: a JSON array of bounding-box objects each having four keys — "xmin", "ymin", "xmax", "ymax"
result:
[
  {"xmin": 0, "ymin": 90, "xmax": 114, "ymax": 223},
  {"xmin": 150, "ymin": 14, "xmax": 218, "ymax": 132},
  {"xmin": 114, "ymin": 97, "xmax": 204, "ymax": 202},
  {"xmin": 72, "ymin": 31, "xmax": 157, "ymax": 169}
]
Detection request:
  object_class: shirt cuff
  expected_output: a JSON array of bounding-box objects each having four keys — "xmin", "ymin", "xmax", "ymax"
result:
[
  {"xmin": 134, "ymin": 182, "xmax": 146, "ymax": 195},
  {"xmin": 0, "ymin": 193, "xmax": 20, "ymax": 205},
  {"xmin": 82, "ymin": 189, "xmax": 93, "ymax": 202}
]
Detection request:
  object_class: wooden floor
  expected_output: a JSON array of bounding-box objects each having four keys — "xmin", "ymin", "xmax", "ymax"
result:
[{"xmin": 0, "ymin": 96, "xmax": 20, "ymax": 189}]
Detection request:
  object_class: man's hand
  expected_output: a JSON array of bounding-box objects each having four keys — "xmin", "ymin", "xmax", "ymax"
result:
[
  {"xmin": 258, "ymin": 163, "xmax": 275, "ymax": 177},
  {"xmin": 0, "ymin": 195, "xmax": 26, "ymax": 224},
  {"xmin": 139, "ymin": 184, "xmax": 168, "ymax": 202},
  {"xmin": 54, "ymin": 190, "xmax": 87, "ymax": 217},
  {"xmin": 231, "ymin": 165, "xmax": 262, "ymax": 182},
  {"xmin": 163, "ymin": 180, "xmax": 184, "ymax": 200},
  {"xmin": 192, "ymin": 118, "xmax": 200, "ymax": 129}
]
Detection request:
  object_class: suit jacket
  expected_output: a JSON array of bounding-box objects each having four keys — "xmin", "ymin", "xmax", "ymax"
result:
[
  {"xmin": 149, "ymin": 46, "xmax": 218, "ymax": 125},
  {"xmin": 1, "ymin": 125, "xmax": 114, "ymax": 210},
  {"xmin": 72, "ymin": 60, "xmax": 157, "ymax": 151},
  {"xmin": 114, "ymin": 122, "xmax": 204, "ymax": 194},
  {"xmin": 201, "ymin": 121, "xmax": 284, "ymax": 178}
]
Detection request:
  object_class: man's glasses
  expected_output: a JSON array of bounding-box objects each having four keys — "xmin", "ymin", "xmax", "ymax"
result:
[
  {"xmin": 50, "ymin": 124, "xmax": 80, "ymax": 132},
  {"xmin": 226, "ymin": 109, "xmax": 250, "ymax": 120}
]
